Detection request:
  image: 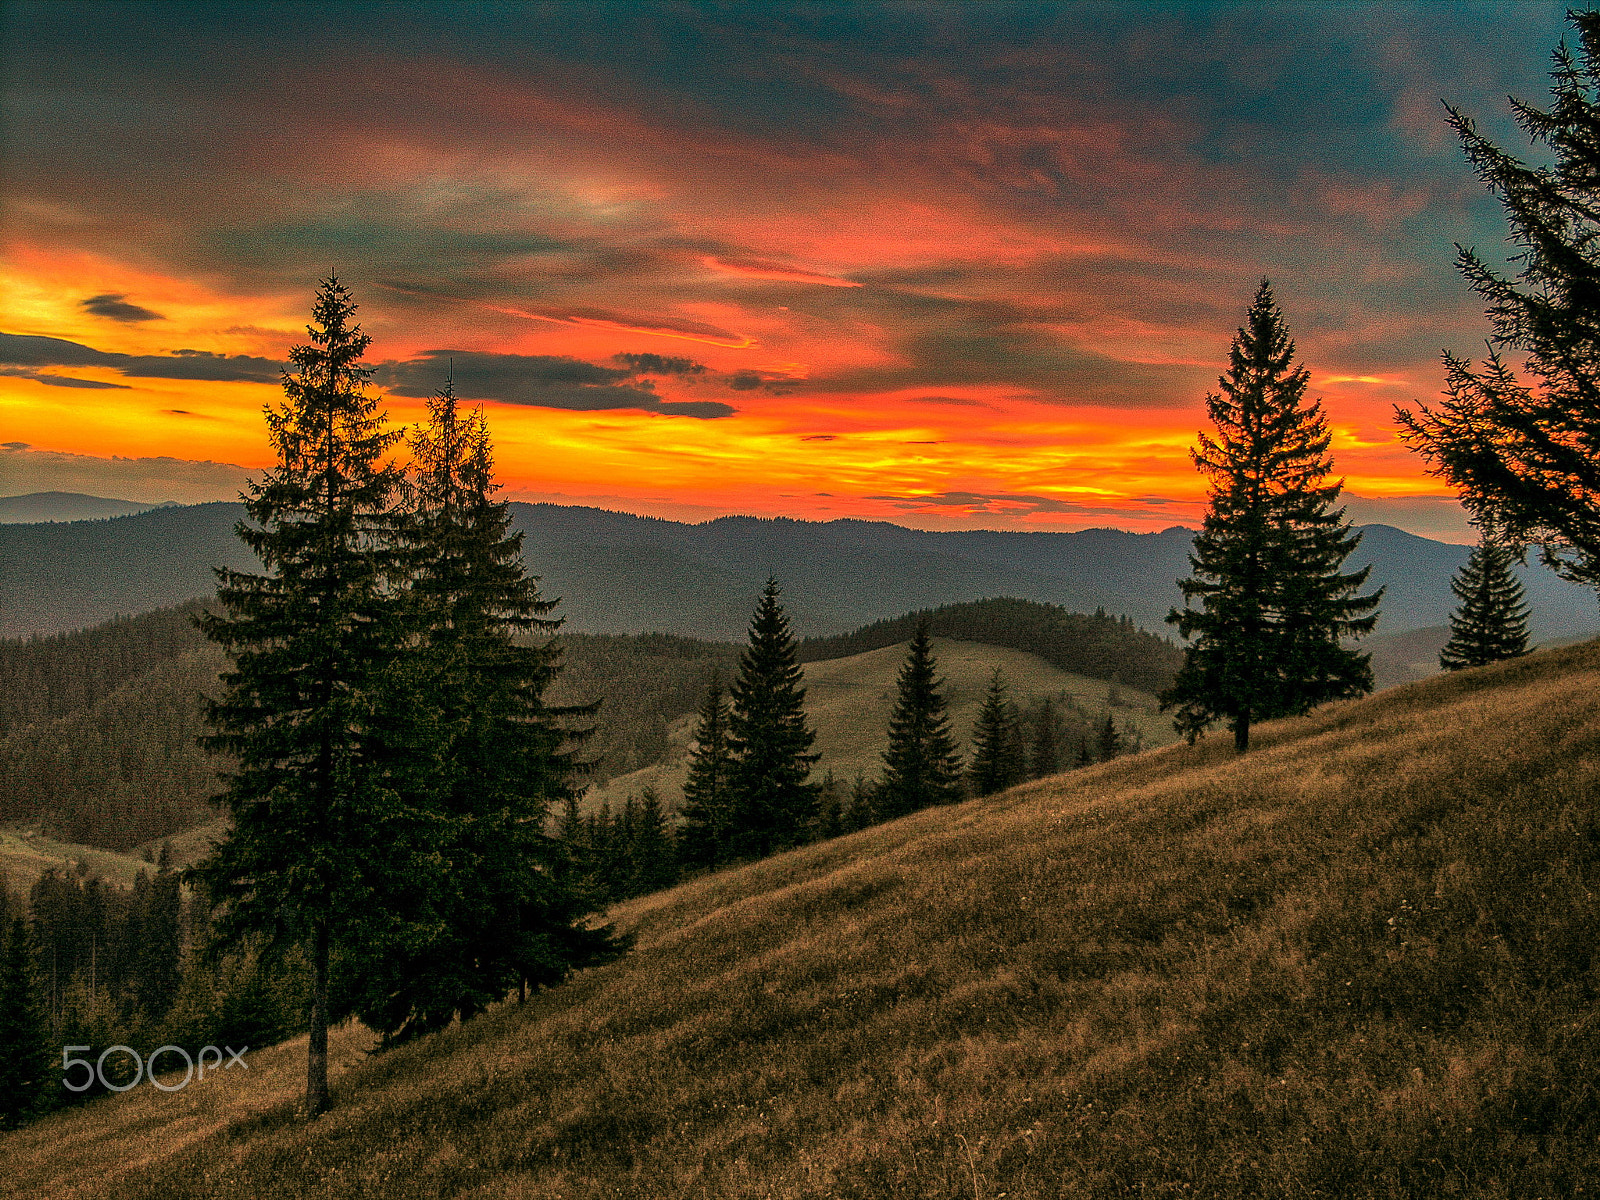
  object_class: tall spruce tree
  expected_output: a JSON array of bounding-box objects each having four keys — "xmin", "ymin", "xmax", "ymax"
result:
[
  {"xmin": 1163, "ymin": 282, "xmax": 1381, "ymax": 752},
  {"xmin": 677, "ymin": 676, "xmax": 734, "ymax": 869},
  {"xmin": 1398, "ymin": 11, "xmax": 1600, "ymax": 588},
  {"xmin": 726, "ymin": 579, "xmax": 819, "ymax": 858},
  {"xmin": 193, "ymin": 277, "xmax": 416, "ymax": 1115},
  {"xmin": 875, "ymin": 623, "xmax": 964, "ymax": 818},
  {"xmin": 968, "ymin": 670, "xmax": 1022, "ymax": 797},
  {"xmin": 1028, "ymin": 696, "xmax": 1061, "ymax": 780},
  {"xmin": 1439, "ymin": 540, "xmax": 1531, "ymax": 670},
  {"xmin": 352, "ymin": 380, "xmax": 615, "ymax": 1045}
]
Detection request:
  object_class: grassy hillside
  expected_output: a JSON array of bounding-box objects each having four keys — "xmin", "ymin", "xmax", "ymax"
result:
[
  {"xmin": 583, "ymin": 636, "xmax": 1172, "ymax": 811},
  {"xmin": 12, "ymin": 639, "xmax": 1600, "ymax": 1198}
]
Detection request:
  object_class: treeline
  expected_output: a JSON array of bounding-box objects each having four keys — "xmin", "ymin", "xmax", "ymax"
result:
[
  {"xmin": 0, "ymin": 865, "xmax": 310, "ymax": 1127},
  {"xmin": 798, "ymin": 597, "xmax": 1183, "ymax": 695}
]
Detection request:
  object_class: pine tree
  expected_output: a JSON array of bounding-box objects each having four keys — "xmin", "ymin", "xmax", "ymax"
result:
[
  {"xmin": 875, "ymin": 623, "xmax": 964, "ymax": 818},
  {"xmin": 969, "ymin": 670, "xmax": 1022, "ymax": 797},
  {"xmin": 726, "ymin": 580, "xmax": 820, "ymax": 858},
  {"xmin": 1028, "ymin": 696, "xmax": 1061, "ymax": 780},
  {"xmin": 354, "ymin": 379, "xmax": 616, "ymax": 1045},
  {"xmin": 815, "ymin": 770, "xmax": 844, "ymax": 840},
  {"xmin": 677, "ymin": 676, "xmax": 734, "ymax": 869},
  {"xmin": 1439, "ymin": 540, "xmax": 1531, "ymax": 670},
  {"xmin": 1398, "ymin": 11, "xmax": 1600, "ymax": 586},
  {"xmin": 1163, "ymin": 281, "xmax": 1382, "ymax": 752},
  {"xmin": 1094, "ymin": 712, "xmax": 1121, "ymax": 763},
  {"xmin": 192, "ymin": 277, "xmax": 416, "ymax": 1115},
  {"xmin": 628, "ymin": 789, "xmax": 679, "ymax": 896},
  {"xmin": 0, "ymin": 917, "xmax": 50, "ymax": 1128},
  {"xmin": 843, "ymin": 775, "xmax": 875, "ymax": 833}
]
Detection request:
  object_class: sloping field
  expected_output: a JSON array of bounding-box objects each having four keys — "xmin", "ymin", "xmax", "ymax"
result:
[
  {"xmin": 585, "ymin": 636, "xmax": 1172, "ymax": 811},
  {"xmin": 7, "ymin": 642, "xmax": 1600, "ymax": 1198}
]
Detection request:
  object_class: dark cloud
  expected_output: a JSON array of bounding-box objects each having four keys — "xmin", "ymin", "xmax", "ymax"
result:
[
  {"xmin": 801, "ymin": 434, "xmax": 836, "ymax": 442},
  {"xmin": 376, "ymin": 350, "xmax": 734, "ymax": 418},
  {"xmin": 80, "ymin": 293, "xmax": 163, "ymax": 322},
  {"xmin": 0, "ymin": 333, "xmax": 281, "ymax": 382},
  {"xmin": 0, "ymin": 366, "xmax": 131, "ymax": 389},
  {"xmin": 612, "ymin": 352, "xmax": 706, "ymax": 375}
]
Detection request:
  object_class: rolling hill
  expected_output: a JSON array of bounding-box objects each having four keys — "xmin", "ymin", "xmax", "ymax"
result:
[
  {"xmin": 5, "ymin": 499, "xmax": 1598, "ymax": 641},
  {"xmin": 8, "ymin": 639, "xmax": 1598, "ymax": 1199},
  {"xmin": 583, "ymin": 636, "xmax": 1172, "ymax": 813}
]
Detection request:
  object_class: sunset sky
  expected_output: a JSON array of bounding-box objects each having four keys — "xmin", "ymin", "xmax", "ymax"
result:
[{"xmin": 0, "ymin": 1, "xmax": 1575, "ymax": 541}]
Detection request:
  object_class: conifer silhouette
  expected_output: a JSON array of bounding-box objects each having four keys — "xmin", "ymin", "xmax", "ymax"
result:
[
  {"xmin": 726, "ymin": 580, "xmax": 819, "ymax": 858},
  {"xmin": 875, "ymin": 622, "xmax": 964, "ymax": 818},
  {"xmin": 1439, "ymin": 541, "xmax": 1531, "ymax": 670},
  {"xmin": 1163, "ymin": 281, "xmax": 1381, "ymax": 752},
  {"xmin": 1399, "ymin": 11, "xmax": 1600, "ymax": 587}
]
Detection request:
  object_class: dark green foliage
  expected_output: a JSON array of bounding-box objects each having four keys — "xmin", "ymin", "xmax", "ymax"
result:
[
  {"xmin": 726, "ymin": 580, "xmax": 820, "ymax": 858},
  {"xmin": 1440, "ymin": 540, "xmax": 1532, "ymax": 670},
  {"xmin": 842, "ymin": 775, "xmax": 875, "ymax": 833},
  {"xmin": 351, "ymin": 379, "xmax": 617, "ymax": 1048},
  {"xmin": 1399, "ymin": 12, "xmax": 1600, "ymax": 587},
  {"xmin": 813, "ymin": 771, "xmax": 845, "ymax": 840},
  {"xmin": 555, "ymin": 793, "xmax": 680, "ymax": 904},
  {"xmin": 191, "ymin": 277, "xmax": 415, "ymax": 1114},
  {"xmin": 0, "ymin": 916, "xmax": 51, "ymax": 1129},
  {"xmin": 800, "ymin": 596, "xmax": 1182, "ymax": 694},
  {"xmin": 1094, "ymin": 712, "xmax": 1121, "ymax": 763},
  {"xmin": 628, "ymin": 790, "xmax": 679, "ymax": 896},
  {"xmin": 1164, "ymin": 282, "xmax": 1381, "ymax": 752},
  {"xmin": 1028, "ymin": 696, "xmax": 1061, "ymax": 779},
  {"xmin": 677, "ymin": 677, "xmax": 734, "ymax": 870},
  {"xmin": 969, "ymin": 670, "xmax": 1024, "ymax": 797},
  {"xmin": 875, "ymin": 623, "xmax": 965, "ymax": 819}
]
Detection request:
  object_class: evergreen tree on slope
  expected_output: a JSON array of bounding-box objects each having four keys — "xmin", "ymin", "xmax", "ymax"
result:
[
  {"xmin": 726, "ymin": 579, "xmax": 819, "ymax": 858},
  {"xmin": 678, "ymin": 676, "xmax": 734, "ymax": 869},
  {"xmin": 875, "ymin": 622, "xmax": 964, "ymax": 819},
  {"xmin": 193, "ymin": 277, "xmax": 417, "ymax": 1115},
  {"xmin": 355, "ymin": 380, "xmax": 616, "ymax": 1044},
  {"xmin": 1439, "ymin": 540, "xmax": 1531, "ymax": 670},
  {"xmin": 969, "ymin": 670, "xmax": 1022, "ymax": 797},
  {"xmin": 1163, "ymin": 281, "xmax": 1381, "ymax": 752}
]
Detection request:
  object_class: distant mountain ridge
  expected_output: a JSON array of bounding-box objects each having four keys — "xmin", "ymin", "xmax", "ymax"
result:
[
  {"xmin": 0, "ymin": 491, "xmax": 178, "ymax": 524},
  {"xmin": 2, "ymin": 499, "xmax": 1597, "ymax": 641}
]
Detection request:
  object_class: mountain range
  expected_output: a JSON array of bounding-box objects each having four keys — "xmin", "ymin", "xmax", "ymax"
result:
[{"xmin": 2, "ymin": 498, "xmax": 1597, "ymax": 642}]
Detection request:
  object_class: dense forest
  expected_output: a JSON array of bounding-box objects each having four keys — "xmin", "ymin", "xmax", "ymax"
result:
[{"xmin": 799, "ymin": 596, "xmax": 1184, "ymax": 694}]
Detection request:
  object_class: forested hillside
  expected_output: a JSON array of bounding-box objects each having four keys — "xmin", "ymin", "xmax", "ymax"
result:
[
  {"xmin": 0, "ymin": 608, "xmax": 740, "ymax": 849},
  {"xmin": 0, "ymin": 600, "xmax": 210, "ymax": 736},
  {"xmin": 0, "ymin": 598, "xmax": 1176, "ymax": 852},
  {"xmin": 799, "ymin": 596, "xmax": 1183, "ymax": 694}
]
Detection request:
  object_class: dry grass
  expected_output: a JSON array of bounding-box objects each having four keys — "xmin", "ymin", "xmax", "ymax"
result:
[{"xmin": 7, "ymin": 641, "xmax": 1600, "ymax": 1198}]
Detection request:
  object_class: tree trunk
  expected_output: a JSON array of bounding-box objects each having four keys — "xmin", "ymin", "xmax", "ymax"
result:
[
  {"xmin": 1234, "ymin": 710, "xmax": 1251, "ymax": 754},
  {"xmin": 306, "ymin": 919, "xmax": 330, "ymax": 1116}
]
